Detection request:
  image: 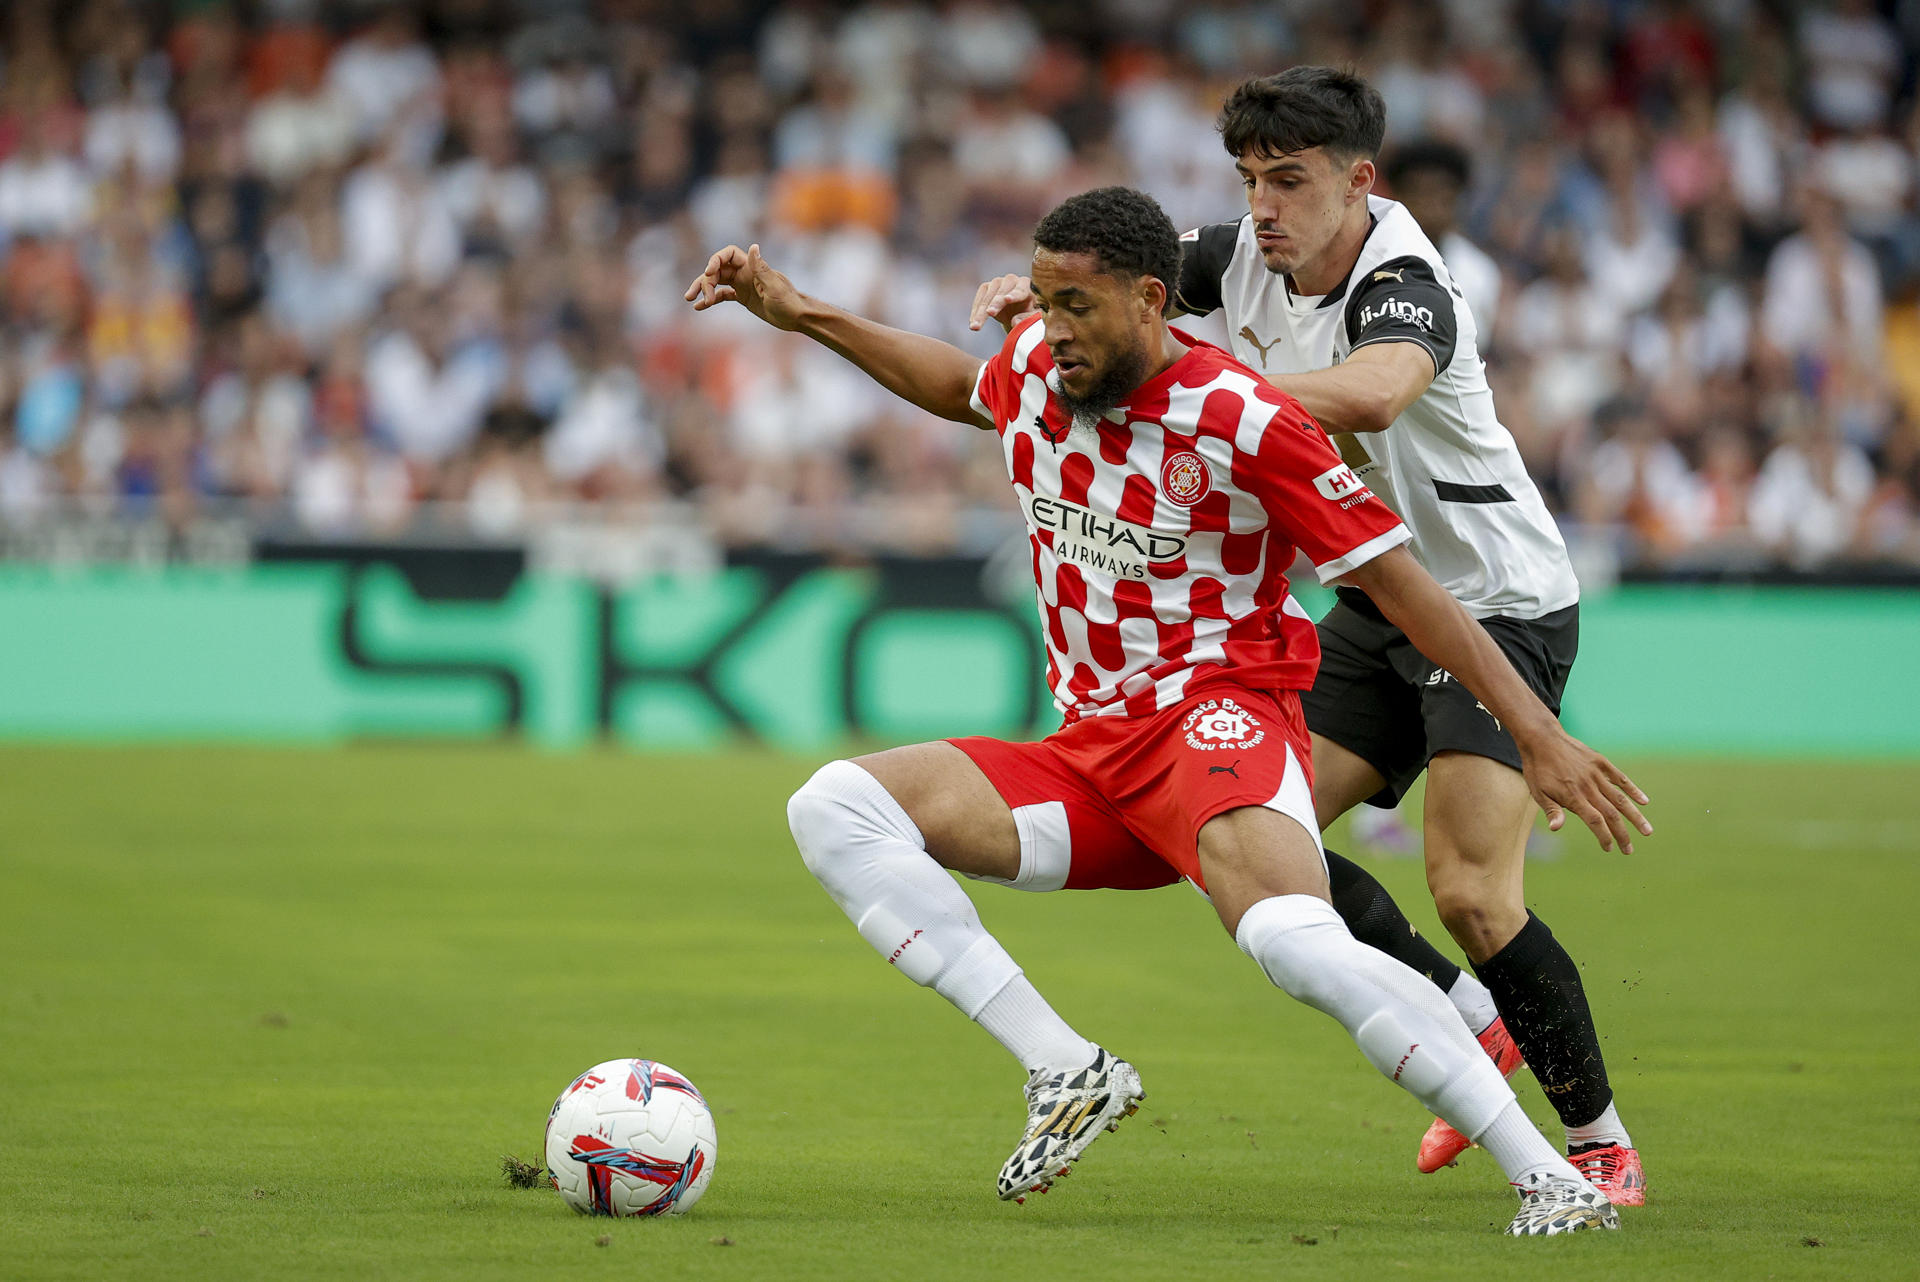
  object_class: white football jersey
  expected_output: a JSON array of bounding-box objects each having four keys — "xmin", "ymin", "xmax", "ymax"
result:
[{"xmin": 1176, "ymin": 195, "xmax": 1578, "ymax": 620}]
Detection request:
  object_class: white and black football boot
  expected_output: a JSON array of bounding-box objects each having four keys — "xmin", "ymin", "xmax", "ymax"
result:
[
  {"xmin": 996, "ymin": 1047, "xmax": 1144, "ymax": 1203},
  {"xmin": 1504, "ymin": 1172, "xmax": 1622, "ymax": 1236}
]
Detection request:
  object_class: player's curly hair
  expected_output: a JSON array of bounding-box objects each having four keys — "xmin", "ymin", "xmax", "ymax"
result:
[
  {"xmin": 1218, "ymin": 66, "xmax": 1386, "ymax": 162},
  {"xmin": 1031, "ymin": 187, "xmax": 1183, "ymax": 315}
]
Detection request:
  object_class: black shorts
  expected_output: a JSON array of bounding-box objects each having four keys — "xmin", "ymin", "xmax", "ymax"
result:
[{"xmin": 1299, "ymin": 588, "xmax": 1579, "ymax": 809}]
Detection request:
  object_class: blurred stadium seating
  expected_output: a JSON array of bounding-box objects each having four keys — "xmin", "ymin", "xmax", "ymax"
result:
[{"xmin": 1, "ymin": 0, "xmax": 1918, "ymax": 583}]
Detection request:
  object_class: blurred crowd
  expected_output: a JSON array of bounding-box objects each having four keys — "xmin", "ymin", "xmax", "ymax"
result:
[{"xmin": 3, "ymin": 0, "xmax": 1920, "ymax": 573}]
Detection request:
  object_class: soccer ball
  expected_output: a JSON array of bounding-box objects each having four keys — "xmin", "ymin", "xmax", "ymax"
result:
[{"xmin": 543, "ymin": 1059, "xmax": 717, "ymax": 1217}]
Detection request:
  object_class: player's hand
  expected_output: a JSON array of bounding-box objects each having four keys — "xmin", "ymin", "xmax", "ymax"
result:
[
  {"xmin": 684, "ymin": 243, "xmax": 803, "ymax": 331},
  {"xmin": 968, "ymin": 274, "xmax": 1037, "ymax": 333},
  {"xmin": 1517, "ymin": 729, "xmax": 1652, "ymax": 854}
]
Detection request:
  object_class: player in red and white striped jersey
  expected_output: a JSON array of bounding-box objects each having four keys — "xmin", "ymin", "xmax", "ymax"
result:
[
  {"xmin": 686, "ymin": 186, "xmax": 1639, "ymax": 1235},
  {"xmin": 973, "ymin": 309, "xmax": 1409, "ymax": 722}
]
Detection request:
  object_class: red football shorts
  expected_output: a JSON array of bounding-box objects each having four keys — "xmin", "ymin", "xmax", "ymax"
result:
[{"xmin": 949, "ymin": 683, "xmax": 1322, "ymax": 895}]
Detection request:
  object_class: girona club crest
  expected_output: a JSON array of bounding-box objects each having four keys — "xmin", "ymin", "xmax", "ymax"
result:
[
  {"xmin": 1182, "ymin": 697, "xmax": 1266, "ymax": 751},
  {"xmin": 1161, "ymin": 451, "xmax": 1212, "ymax": 507}
]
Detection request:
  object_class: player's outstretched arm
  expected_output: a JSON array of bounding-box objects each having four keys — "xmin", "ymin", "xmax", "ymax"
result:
[
  {"xmin": 1338, "ymin": 546, "xmax": 1653, "ymax": 853},
  {"xmin": 686, "ymin": 243, "xmax": 987, "ymax": 426}
]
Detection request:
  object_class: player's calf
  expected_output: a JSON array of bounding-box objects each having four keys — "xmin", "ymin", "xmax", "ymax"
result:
[
  {"xmin": 1235, "ymin": 893, "xmax": 1617, "ymax": 1230},
  {"xmin": 1416, "ymin": 1015, "xmax": 1525, "ymax": 1173},
  {"xmin": 788, "ymin": 759, "xmax": 1020, "ymax": 1003}
]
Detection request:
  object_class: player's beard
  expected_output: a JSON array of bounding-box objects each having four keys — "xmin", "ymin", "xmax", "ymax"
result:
[{"xmin": 1059, "ymin": 340, "xmax": 1150, "ymax": 439}]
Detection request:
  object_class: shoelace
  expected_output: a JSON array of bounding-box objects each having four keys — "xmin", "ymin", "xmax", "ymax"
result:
[
  {"xmin": 1510, "ymin": 1175, "xmax": 1590, "ymax": 1201},
  {"xmin": 1572, "ymin": 1149, "xmax": 1622, "ymax": 1183}
]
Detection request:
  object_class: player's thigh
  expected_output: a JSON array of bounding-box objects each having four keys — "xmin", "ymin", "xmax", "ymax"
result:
[
  {"xmin": 951, "ymin": 734, "xmax": 1177, "ymax": 893},
  {"xmin": 1309, "ymin": 732, "xmax": 1388, "ymax": 829},
  {"xmin": 851, "ymin": 741, "xmax": 1020, "ymax": 881},
  {"xmin": 1303, "ymin": 604, "xmax": 1426, "ymax": 822},
  {"xmin": 1421, "ymin": 750, "xmax": 1533, "ymax": 957},
  {"xmin": 1196, "ymin": 804, "xmax": 1332, "ymax": 937}
]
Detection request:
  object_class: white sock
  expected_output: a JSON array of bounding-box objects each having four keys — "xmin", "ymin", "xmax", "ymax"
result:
[
  {"xmin": 1565, "ymin": 1100, "xmax": 1632, "ymax": 1151},
  {"xmin": 1447, "ymin": 971, "xmax": 1501, "ymax": 1036},
  {"xmin": 787, "ymin": 760, "xmax": 1094, "ymax": 1072},
  {"xmin": 1479, "ymin": 1103, "xmax": 1583, "ymax": 1186},
  {"xmin": 1235, "ymin": 894, "xmax": 1580, "ymax": 1185},
  {"xmin": 974, "ymin": 977, "xmax": 1100, "ymax": 1074}
]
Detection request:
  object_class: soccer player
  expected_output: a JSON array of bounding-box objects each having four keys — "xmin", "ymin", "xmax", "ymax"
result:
[
  {"xmin": 967, "ymin": 69, "xmax": 1648, "ymax": 1204},
  {"xmin": 686, "ymin": 185, "xmax": 1648, "ymax": 1234}
]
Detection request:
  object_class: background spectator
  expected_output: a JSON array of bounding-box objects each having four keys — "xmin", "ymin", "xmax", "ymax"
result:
[{"xmin": 0, "ymin": 0, "xmax": 1915, "ymax": 579}]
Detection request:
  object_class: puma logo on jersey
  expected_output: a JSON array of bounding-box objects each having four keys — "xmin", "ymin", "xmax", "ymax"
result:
[
  {"xmin": 1238, "ymin": 326, "xmax": 1282, "ymax": 365},
  {"xmin": 1371, "ymin": 267, "xmax": 1406, "ymax": 283}
]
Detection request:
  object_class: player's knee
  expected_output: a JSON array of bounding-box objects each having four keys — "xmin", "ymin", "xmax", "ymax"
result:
[
  {"xmin": 1428, "ymin": 882, "xmax": 1478, "ymax": 931},
  {"xmin": 1235, "ymin": 894, "xmax": 1350, "ymax": 1012},
  {"xmin": 786, "ymin": 760, "xmax": 861, "ymax": 878},
  {"xmin": 787, "ymin": 759, "xmax": 923, "ymax": 882},
  {"xmin": 1430, "ymin": 885, "xmax": 1518, "ymax": 956}
]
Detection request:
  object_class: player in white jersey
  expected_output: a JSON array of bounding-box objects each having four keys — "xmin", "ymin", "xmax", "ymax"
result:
[
  {"xmin": 687, "ymin": 186, "xmax": 1645, "ymax": 1233},
  {"xmin": 968, "ymin": 69, "xmax": 1648, "ymax": 1205}
]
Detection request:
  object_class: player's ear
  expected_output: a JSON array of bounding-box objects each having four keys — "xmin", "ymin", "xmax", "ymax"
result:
[
  {"xmin": 1350, "ymin": 157, "xmax": 1376, "ymax": 202},
  {"xmin": 1141, "ymin": 274, "xmax": 1167, "ymax": 322}
]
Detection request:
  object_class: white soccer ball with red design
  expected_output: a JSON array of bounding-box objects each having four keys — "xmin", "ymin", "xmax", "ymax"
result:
[{"xmin": 543, "ymin": 1059, "xmax": 717, "ymax": 1217}]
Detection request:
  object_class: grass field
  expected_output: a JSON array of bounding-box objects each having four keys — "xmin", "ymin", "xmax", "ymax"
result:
[{"xmin": 2, "ymin": 744, "xmax": 1916, "ymax": 1281}]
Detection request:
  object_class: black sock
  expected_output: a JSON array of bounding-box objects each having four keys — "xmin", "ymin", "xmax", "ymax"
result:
[
  {"xmin": 1472, "ymin": 910, "xmax": 1613, "ymax": 1129},
  {"xmin": 1325, "ymin": 849, "xmax": 1464, "ymax": 992}
]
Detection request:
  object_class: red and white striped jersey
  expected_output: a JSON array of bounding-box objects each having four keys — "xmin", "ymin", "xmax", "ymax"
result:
[{"xmin": 971, "ymin": 314, "xmax": 1410, "ymax": 722}]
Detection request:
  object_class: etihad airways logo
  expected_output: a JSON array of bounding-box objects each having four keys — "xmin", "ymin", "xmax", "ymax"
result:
[{"xmin": 1027, "ymin": 494, "xmax": 1188, "ymax": 580}]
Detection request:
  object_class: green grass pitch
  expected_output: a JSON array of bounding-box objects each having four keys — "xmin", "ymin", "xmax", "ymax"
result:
[{"xmin": 2, "ymin": 744, "xmax": 1915, "ymax": 1281}]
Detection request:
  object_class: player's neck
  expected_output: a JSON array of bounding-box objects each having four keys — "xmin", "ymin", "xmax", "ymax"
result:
[
  {"xmin": 1138, "ymin": 325, "xmax": 1181, "ymax": 388},
  {"xmin": 1289, "ymin": 207, "xmax": 1374, "ymax": 298}
]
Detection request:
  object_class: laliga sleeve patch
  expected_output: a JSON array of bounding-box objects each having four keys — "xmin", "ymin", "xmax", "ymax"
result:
[{"xmin": 1161, "ymin": 451, "xmax": 1213, "ymax": 506}]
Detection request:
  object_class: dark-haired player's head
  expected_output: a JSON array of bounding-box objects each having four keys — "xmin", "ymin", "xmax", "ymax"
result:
[
  {"xmin": 1217, "ymin": 66, "xmax": 1386, "ymax": 278},
  {"xmin": 1384, "ymin": 140, "xmax": 1471, "ymax": 242},
  {"xmin": 1029, "ymin": 186, "xmax": 1182, "ymax": 423}
]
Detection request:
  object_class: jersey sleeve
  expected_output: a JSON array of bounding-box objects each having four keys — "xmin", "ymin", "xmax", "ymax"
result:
[
  {"xmin": 1341, "ymin": 254, "xmax": 1458, "ymax": 374},
  {"xmin": 1249, "ymin": 405, "xmax": 1411, "ymax": 584},
  {"xmin": 1173, "ymin": 221, "xmax": 1241, "ymax": 318},
  {"xmin": 969, "ymin": 315, "xmax": 1037, "ymax": 431}
]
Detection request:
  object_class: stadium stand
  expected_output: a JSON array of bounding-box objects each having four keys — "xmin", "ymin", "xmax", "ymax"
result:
[{"xmin": 0, "ymin": 0, "xmax": 1916, "ymax": 578}]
